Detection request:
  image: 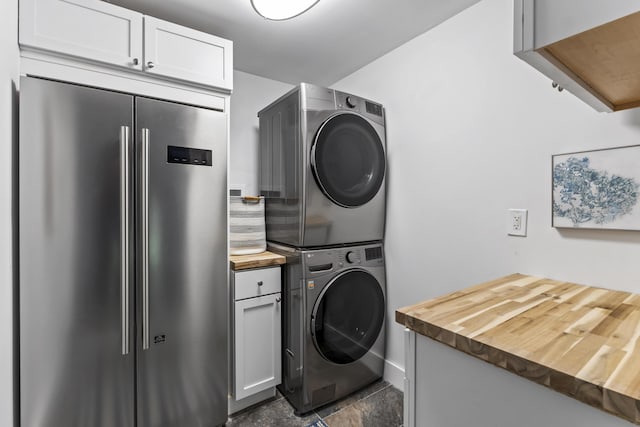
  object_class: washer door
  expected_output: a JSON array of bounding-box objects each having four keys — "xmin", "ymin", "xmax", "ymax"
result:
[
  {"xmin": 311, "ymin": 113, "xmax": 385, "ymax": 208},
  {"xmin": 311, "ymin": 269, "xmax": 385, "ymax": 364}
]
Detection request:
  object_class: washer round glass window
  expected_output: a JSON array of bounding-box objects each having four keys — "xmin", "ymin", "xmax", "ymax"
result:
[
  {"xmin": 312, "ymin": 113, "xmax": 385, "ymax": 207},
  {"xmin": 311, "ymin": 270, "xmax": 385, "ymax": 364}
]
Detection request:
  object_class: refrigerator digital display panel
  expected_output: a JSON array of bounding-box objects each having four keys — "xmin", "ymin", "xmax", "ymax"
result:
[{"xmin": 167, "ymin": 145, "xmax": 212, "ymax": 166}]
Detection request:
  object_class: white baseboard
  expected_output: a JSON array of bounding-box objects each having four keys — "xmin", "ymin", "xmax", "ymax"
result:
[{"xmin": 383, "ymin": 358, "xmax": 404, "ymax": 390}]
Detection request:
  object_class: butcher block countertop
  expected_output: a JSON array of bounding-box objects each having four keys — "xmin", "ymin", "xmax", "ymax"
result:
[
  {"xmin": 229, "ymin": 251, "xmax": 286, "ymax": 271},
  {"xmin": 396, "ymin": 273, "xmax": 640, "ymax": 425}
]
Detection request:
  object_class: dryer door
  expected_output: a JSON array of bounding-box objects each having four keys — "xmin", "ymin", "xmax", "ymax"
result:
[
  {"xmin": 311, "ymin": 269, "xmax": 385, "ymax": 364},
  {"xmin": 311, "ymin": 113, "xmax": 385, "ymax": 208}
]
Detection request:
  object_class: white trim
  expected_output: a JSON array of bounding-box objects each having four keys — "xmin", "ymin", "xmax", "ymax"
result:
[
  {"xmin": 383, "ymin": 357, "xmax": 404, "ymax": 390},
  {"xmin": 403, "ymin": 328, "xmax": 416, "ymax": 427},
  {"xmin": 20, "ymin": 51, "xmax": 227, "ymax": 111}
]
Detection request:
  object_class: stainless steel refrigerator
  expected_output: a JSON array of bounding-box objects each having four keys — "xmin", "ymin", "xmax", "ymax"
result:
[{"xmin": 19, "ymin": 76, "xmax": 228, "ymax": 427}]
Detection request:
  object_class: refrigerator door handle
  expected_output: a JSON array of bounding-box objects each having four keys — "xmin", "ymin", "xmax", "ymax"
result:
[
  {"xmin": 141, "ymin": 128, "xmax": 151, "ymax": 351},
  {"xmin": 120, "ymin": 126, "xmax": 131, "ymax": 356}
]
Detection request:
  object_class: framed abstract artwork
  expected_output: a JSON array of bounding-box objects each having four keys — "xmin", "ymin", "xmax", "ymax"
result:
[{"xmin": 552, "ymin": 145, "xmax": 640, "ymax": 230}]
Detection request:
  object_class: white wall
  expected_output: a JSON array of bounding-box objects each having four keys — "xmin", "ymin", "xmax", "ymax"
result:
[
  {"xmin": 0, "ymin": 0, "xmax": 18, "ymax": 425},
  {"xmin": 230, "ymin": 70, "xmax": 292, "ymax": 196},
  {"xmin": 331, "ymin": 0, "xmax": 640, "ymax": 419}
]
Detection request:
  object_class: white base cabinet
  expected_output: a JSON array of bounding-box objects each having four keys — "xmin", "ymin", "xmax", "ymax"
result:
[
  {"xmin": 232, "ymin": 267, "xmax": 281, "ymax": 403},
  {"xmin": 404, "ymin": 329, "xmax": 631, "ymax": 427}
]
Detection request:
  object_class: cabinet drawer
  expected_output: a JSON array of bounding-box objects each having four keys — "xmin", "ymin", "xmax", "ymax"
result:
[{"xmin": 234, "ymin": 267, "xmax": 281, "ymax": 301}]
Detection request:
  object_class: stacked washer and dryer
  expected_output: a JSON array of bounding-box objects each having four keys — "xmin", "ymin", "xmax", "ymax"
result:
[{"xmin": 258, "ymin": 83, "xmax": 387, "ymax": 414}]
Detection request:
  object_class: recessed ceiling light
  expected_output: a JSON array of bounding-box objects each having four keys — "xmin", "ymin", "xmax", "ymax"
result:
[{"xmin": 251, "ymin": 0, "xmax": 320, "ymax": 21}]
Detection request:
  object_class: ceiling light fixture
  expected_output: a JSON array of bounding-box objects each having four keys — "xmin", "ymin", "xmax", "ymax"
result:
[{"xmin": 251, "ymin": 0, "xmax": 320, "ymax": 20}]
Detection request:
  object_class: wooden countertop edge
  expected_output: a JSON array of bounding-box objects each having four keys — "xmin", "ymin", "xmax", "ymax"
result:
[
  {"xmin": 229, "ymin": 251, "xmax": 286, "ymax": 271},
  {"xmin": 396, "ymin": 279, "xmax": 640, "ymax": 425}
]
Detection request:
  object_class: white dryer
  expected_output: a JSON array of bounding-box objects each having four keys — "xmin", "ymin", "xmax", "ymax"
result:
[{"xmin": 259, "ymin": 83, "xmax": 386, "ymax": 247}]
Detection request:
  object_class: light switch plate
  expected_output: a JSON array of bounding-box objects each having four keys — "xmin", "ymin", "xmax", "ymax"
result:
[{"xmin": 508, "ymin": 209, "xmax": 528, "ymax": 237}]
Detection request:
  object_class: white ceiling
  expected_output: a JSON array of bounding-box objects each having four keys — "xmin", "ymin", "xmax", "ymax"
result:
[{"xmin": 105, "ymin": 0, "xmax": 480, "ymax": 86}]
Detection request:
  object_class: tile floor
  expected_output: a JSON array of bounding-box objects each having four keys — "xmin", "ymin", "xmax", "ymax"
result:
[{"xmin": 226, "ymin": 380, "xmax": 403, "ymax": 427}]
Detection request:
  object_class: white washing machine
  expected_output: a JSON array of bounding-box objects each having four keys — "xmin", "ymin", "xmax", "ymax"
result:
[
  {"xmin": 259, "ymin": 83, "xmax": 386, "ymax": 247},
  {"xmin": 269, "ymin": 242, "xmax": 386, "ymax": 414}
]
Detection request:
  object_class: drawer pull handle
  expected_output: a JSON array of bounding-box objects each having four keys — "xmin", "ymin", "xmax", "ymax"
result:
[
  {"xmin": 276, "ymin": 297, "xmax": 281, "ymax": 303},
  {"xmin": 257, "ymin": 281, "xmax": 263, "ymax": 287}
]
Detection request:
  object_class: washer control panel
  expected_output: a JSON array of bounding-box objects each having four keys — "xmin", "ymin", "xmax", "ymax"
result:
[
  {"xmin": 345, "ymin": 251, "xmax": 360, "ymax": 264},
  {"xmin": 305, "ymin": 251, "xmax": 336, "ymax": 273},
  {"xmin": 364, "ymin": 246, "xmax": 383, "ymax": 261},
  {"xmin": 338, "ymin": 245, "xmax": 384, "ymax": 268},
  {"xmin": 305, "ymin": 244, "xmax": 384, "ymax": 273}
]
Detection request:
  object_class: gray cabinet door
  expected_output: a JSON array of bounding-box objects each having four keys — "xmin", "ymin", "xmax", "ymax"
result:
[
  {"xmin": 135, "ymin": 97, "xmax": 228, "ymax": 427},
  {"xmin": 19, "ymin": 77, "xmax": 135, "ymax": 427}
]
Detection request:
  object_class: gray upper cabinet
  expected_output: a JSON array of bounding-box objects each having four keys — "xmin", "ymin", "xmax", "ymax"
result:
[{"xmin": 514, "ymin": 0, "xmax": 640, "ymax": 112}]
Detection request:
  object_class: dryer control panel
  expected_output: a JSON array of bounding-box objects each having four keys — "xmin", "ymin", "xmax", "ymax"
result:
[{"xmin": 335, "ymin": 90, "xmax": 385, "ymax": 125}]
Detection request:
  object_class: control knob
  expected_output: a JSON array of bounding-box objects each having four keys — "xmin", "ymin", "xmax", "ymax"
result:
[
  {"xmin": 345, "ymin": 251, "xmax": 358, "ymax": 263},
  {"xmin": 345, "ymin": 96, "xmax": 357, "ymax": 108}
]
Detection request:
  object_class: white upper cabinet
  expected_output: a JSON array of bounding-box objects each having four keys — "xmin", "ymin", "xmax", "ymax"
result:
[
  {"xmin": 20, "ymin": 0, "xmax": 143, "ymax": 70},
  {"xmin": 19, "ymin": 0, "xmax": 233, "ymax": 92},
  {"xmin": 514, "ymin": 0, "xmax": 640, "ymax": 112},
  {"xmin": 143, "ymin": 17, "xmax": 233, "ymax": 90}
]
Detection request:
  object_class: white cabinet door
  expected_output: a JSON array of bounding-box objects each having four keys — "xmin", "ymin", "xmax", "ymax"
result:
[
  {"xmin": 234, "ymin": 293, "xmax": 281, "ymax": 400},
  {"xmin": 20, "ymin": 0, "xmax": 143, "ymax": 70},
  {"xmin": 143, "ymin": 16, "xmax": 233, "ymax": 91}
]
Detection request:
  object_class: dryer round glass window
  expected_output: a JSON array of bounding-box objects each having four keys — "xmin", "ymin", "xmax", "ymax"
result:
[
  {"xmin": 311, "ymin": 269, "xmax": 385, "ymax": 364},
  {"xmin": 311, "ymin": 113, "xmax": 385, "ymax": 207}
]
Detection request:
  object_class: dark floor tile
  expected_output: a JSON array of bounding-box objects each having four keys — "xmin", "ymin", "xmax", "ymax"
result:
[
  {"xmin": 226, "ymin": 396, "xmax": 321, "ymax": 427},
  {"xmin": 314, "ymin": 380, "xmax": 389, "ymax": 419},
  {"xmin": 322, "ymin": 385, "xmax": 403, "ymax": 427}
]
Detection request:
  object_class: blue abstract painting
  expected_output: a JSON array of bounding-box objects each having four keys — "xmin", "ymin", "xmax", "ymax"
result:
[{"xmin": 552, "ymin": 145, "xmax": 640, "ymax": 230}]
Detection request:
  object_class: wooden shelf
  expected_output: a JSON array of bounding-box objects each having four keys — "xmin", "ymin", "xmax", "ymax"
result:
[
  {"xmin": 229, "ymin": 251, "xmax": 286, "ymax": 271},
  {"xmin": 397, "ymin": 273, "xmax": 640, "ymax": 425}
]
